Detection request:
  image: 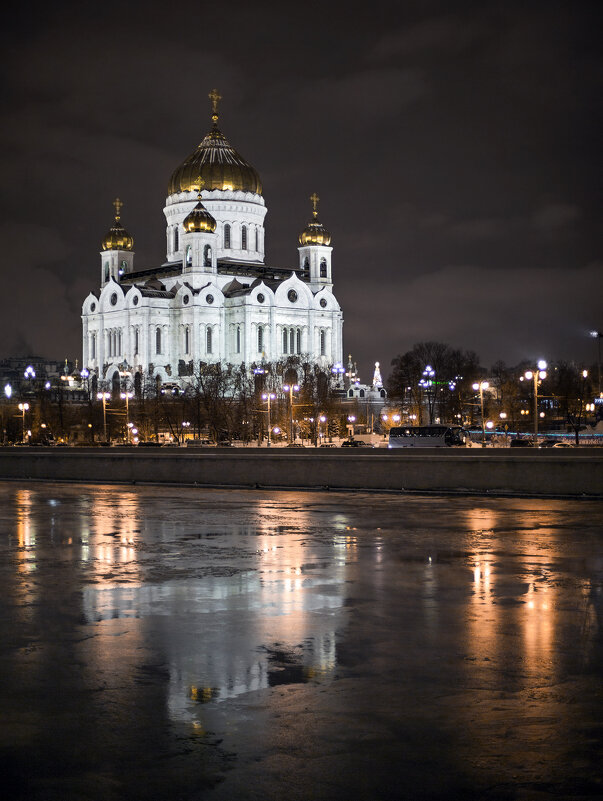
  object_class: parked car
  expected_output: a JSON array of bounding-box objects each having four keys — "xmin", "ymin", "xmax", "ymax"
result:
[
  {"xmin": 286, "ymin": 443, "xmax": 305, "ymax": 448},
  {"xmin": 341, "ymin": 439, "xmax": 374, "ymax": 448},
  {"xmin": 320, "ymin": 443, "xmax": 337, "ymax": 448},
  {"xmin": 510, "ymin": 439, "xmax": 533, "ymax": 448}
]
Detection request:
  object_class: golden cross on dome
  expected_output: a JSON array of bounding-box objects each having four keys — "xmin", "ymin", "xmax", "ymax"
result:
[
  {"xmin": 310, "ymin": 192, "xmax": 320, "ymax": 218},
  {"xmin": 209, "ymin": 88, "xmax": 221, "ymax": 123},
  {"xmin": 195, "ymin": 176, "xmax": 205, "ymax": 197},
  {"xmin": 113, "ymin": 197, "xmax": 123, "ymax": 220}
]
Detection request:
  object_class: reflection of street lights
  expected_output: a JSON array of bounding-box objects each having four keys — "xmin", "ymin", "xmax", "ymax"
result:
[
  {"xmin": 261, "ymin": 393, "xmax": 276, "ymax": 446},
  {"xmin": 97, "ymin": 392, "xmax": 110, "ymax": 441},
  {"xmin": 522, "ymin": 360, "xmax": 547, "ymax": 446},
  {"xmin": 120, "ymin": 391, "xmax": 133, "ymax": 442},
  {"xmin": 18, "ymin": 402, "xmax": 30, "ymax": 443},
  {"xmin": 472, "ymin": 381, "xmax": 489, "ymax": 447},
  {"xmin": 590, "ymin": 331, "xmax": 602, "ymax": 396},
  {"xmin": 283, "ymin": 384, "xmax": 299, "ymax": 442}
]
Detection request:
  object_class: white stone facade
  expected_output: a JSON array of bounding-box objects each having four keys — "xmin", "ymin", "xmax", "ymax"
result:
[{"xmin": 82, "ymin": 139, "xmax": 343, "ymax": 389}]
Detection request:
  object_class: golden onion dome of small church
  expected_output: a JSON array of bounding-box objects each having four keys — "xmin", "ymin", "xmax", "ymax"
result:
[
  {"xmin": 299, "ymin": 193, "xmax": 331, "ymax": 246},
  {"xmin": 182, "ymin": 180, "xmax": 217, "ymax": 233},
  {"xmin": 101, "ymin": 198, "xmax": 134, "ymax": 251},
  {"xmin": 168, "ymin": 89, "xmax": 262, "ymax": 196}
]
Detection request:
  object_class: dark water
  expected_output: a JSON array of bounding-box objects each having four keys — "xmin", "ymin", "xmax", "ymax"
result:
[{"xmin": 0, "ymin": 482, "xmax": 601, "ymax": 800}]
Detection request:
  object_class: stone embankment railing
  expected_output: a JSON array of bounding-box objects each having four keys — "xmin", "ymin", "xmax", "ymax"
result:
[{"xmin": 0, "ymin": 447, "xmax": 602, "ymax": 498}]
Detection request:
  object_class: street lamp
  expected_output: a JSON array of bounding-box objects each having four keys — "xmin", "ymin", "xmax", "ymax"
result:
[
  {"xmin": 590, "ymin": 331, "xmax": 602, "ymax": 396},
  {"xmin": 97, "ymin": 392, "xmax": 110, "ymax": 442},
  {"xmin": 282, "ymin": 384, "xmax": 299, "ymax": 442},
  {"xmin": 18, "ymin": 402, "xmax": 30, "ymax": 443},
  {"xmin": 522, "ymin": 360, "xmax": 547, "ymax": 446},
  {"xmin": 347, "ymin": 414, "xmax": 356, "ymax": 438},
  {"xmin": 472, "ymin": 381, "xmax": 489, "ymax": 447},
  {"xmin": 318, "ymin": 414, "xmax": 326, "ymax": 445},
  {"xmin": 120, "ymin": 391, "xmax": 133, "ymax": 442},
  {"xmin": 261, "ymin": 392, "xmax": 276, "ymax": 447},
  {"xmin": 419, "ymin": 365, "xmax": 435, "ymax": 423}
]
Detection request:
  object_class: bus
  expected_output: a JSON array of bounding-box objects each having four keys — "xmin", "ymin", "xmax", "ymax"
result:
[{"xmin": 388, "ymin": 424, "xmax": 469, "ymax": 448}]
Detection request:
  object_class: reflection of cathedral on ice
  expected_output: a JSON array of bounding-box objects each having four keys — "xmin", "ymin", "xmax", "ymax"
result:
[{"xmin": 82, "ymin": 90, "xmax": 343, "ymax": 390}]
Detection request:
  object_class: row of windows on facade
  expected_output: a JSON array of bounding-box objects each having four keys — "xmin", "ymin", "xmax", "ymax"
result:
[
  {"xmin": 89, "ymin": 325, "xmax": 328, "ymax": 361},
  {"xmin": 172, "ymin": 223, "xmax": 260, "ymax": 253}
]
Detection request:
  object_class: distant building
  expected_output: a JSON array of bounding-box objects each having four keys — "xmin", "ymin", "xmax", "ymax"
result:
[{"xmin": 82, "ymin": 90, "xmax": 344, "ymax": 391}]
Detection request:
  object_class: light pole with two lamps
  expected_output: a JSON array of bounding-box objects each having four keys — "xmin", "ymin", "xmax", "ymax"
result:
[
  {"xmin": 261, "ymin": 392, "xmax": 276, "ymax": 446},
  {"xmin": 97, "ymin": 392, "xmax": 110, "ymax": 442},
  {"xmin": 590, "ymin": 331, "xmax": 602, "ymax": 397},
  {"xmin": 18, "ymin": 402, "xmax": 29, "ymax": 443},
  {"xmin": 521, "ymin": 360, "xmax": 547, "ymax": 446},
  {"xmin": 120, "ymin": 391, "xmax": 133, "ymax": 443},
  {"xmin": 472, "ymin": 381, "xmax": 489, "ymax": 447},
  {"xmin": 282, "ymin": 384, "xmax": 299, "ymax": 443}
]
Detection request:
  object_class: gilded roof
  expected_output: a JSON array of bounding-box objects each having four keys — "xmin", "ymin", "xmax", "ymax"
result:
[{"xmin": 168, "ymin": 92, "xmax": 262, "ymax": 197}]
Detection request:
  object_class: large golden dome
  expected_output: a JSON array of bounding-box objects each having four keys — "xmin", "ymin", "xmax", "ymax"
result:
[
  {"xmin": 168, "ymin": 89, "xmax": 262, "ymax": 196},
  {"xmin": 102, "ymin": 198, "xmax": 134, "ymax": 251},
  {"xmin": 299, "ymin": 192, "xmax": 331, "ymax": 246}
]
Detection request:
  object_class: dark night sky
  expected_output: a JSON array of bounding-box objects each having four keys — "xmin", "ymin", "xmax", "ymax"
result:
[{"xmin": 1, "ymin": 0, "xmax": 601, "ymax": 381}]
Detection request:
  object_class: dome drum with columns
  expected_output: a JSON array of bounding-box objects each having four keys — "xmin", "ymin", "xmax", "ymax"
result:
[{"xmin": 82, "ymin": 91, "xmax": 343, "ymax": 389}]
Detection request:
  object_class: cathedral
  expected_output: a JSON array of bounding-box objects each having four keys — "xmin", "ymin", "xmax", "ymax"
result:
[{"xmin": 82, "ymin": 90, "xmax": 344, "ymax": 391}]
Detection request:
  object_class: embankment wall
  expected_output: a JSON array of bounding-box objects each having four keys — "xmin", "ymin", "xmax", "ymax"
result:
[{"xmin": 0, "ymin": 447, "xmax": 601, "ymax": 497}]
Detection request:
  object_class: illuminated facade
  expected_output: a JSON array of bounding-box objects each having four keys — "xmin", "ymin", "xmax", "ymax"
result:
[{"xmin": 81, "ymin": 90, "xmax": 343, "ymax": 389}]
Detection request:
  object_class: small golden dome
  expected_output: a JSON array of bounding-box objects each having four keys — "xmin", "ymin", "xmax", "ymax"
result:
[
  {"xmin": 299, "ymin": 192, "xmax": 331, "ymax": 246},
  {"xmin": 182, "ymin": 184, "xmax": 217, "ymax": 233},
  {"xmin": 168, "ymin": 89, "xmax": 262, "ymax": 196},
  {"xmin": 102, "ymin": 198, "xmax": 134, "ymax": 251}
]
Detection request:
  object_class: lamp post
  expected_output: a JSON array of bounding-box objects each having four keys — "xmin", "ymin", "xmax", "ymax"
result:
[
  {"xmin": 282, "ymin": 384, "xmax": 299, "ymax": 443},
  {"xmin": 347, "ymin": 414, "xmax": 356, "ymax": 439},
  {"xmin": 97, "ymin": 392, "xmax": 110, "ymax": 442},
  {"xmin": 261, "ymin": 392, "xmax": 276, "ymax": 447},
  {"xmin": 18, "ymin": 402, "xmax": 29, "ymax": 443},
  {"xmin": 472, "ymin": 381, "xmax": 489, "ymax": 447},
  {"xmin": 419, "ymin": 365, "xmax": 435, "ymax": 423},
  {"xmin": 318, "ymin": 414, "xmax": 326, "ymax": 446},
  {"xmin": 522, "ymin": 360, "xmax": 547, "ymax": 446},
  {"xmin": 120, "ymin": 391, "xmax": 133, "ymax": 443},
  {"xmin": 591, "ymin": 331, "xmax": 602, "ymax": 396}
]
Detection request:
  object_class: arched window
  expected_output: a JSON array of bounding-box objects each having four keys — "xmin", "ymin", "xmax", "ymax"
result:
[
  {"xmin": 241, "ymin": 225, "xmax": 247, "ymax": 250},
  {"xmin": 359, "ymin": 389, "xmax": 365, "ymax": 398},
  {"xmin": 174, "ymin": 226, "xmax": 179, "ymax": 252},
  {"xmin": 184, "ymin": 326, "xmax": 190, "ymax": 354},
  {"xmin": 236, "ymin": 325, "xmax": 241, "ymax": 353},
  {"xmin": 257, "ymin": 325, "xmax": 263, "ymax": 353},
  {"xmin": 186, "ymin": 245, "xmax": 192, "ymax": 268},
  {"xmin": 320, "ymin": 329, "xmax": 326, "ymax": 357},
  {"xmin": 156, "ymin": 327, "xmax": 162, "ymax": 354},
  {"xmin": 206, "ymin": 326, "xmax": 212, "ymax": 354},
  {"xmin": 320, "ymin": 258, "xmax": 327, "ymax": 278},
  {"xmin": 255, "ymin": 227, "xmax": 259, "ymax": 251},
  {"xmin": 203, "ymin": 244, "xmax": 212, "ymax": 267},
  {"xmin": 224, "ymin": 223, "xmax": 231, "ymax": 249},
  {"xmin": 134, "ymin": 328, "xmax": 139, "ymax": 356},
  {"xmin": 91, "ymin": 333, "xmax": 96, "ymax": 360},
  {"xmin": 289, "ymin": 328, "xmax": 295, "ymax": 355},
  {"xmin": 303, "ymin": 257, "xmax": 309, "ymax": 272},
  {"xmin": 348, "ymin": 389, "xmax": 354, "ymax": 398},
  {"xmin": 282, "ymin": 328, "xmax": 288, "ymax": 354},
  {"xmin": 296, "ymin": 328, "xmax": 301, "ymax": 354},
  {"xmin": 117, "ymin": 329, "xmax": 122, "ymax": 355},
  {"xmin": 104, "ymin": 263, "xmax": 110, "ymax": 282}
]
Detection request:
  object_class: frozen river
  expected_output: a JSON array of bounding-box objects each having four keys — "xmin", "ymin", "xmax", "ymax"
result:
[{"xmin": 1, "ymin": 482, "xmax": 602, "ymax": 800}]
